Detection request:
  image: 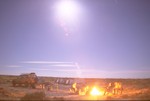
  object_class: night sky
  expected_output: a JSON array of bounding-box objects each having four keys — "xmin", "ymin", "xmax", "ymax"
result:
[{"xmin": 0, "ymin": 0, "xmax": 150, "ymax": 78}]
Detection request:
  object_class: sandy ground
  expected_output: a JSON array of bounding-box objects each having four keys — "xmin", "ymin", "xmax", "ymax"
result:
[{"xmin": 0, "ymin": 75, "xmax": 150, "ymax": 100}]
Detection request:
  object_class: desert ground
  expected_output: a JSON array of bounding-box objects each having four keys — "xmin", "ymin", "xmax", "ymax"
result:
[{"xmin": 0, "ymin": 75, "xmax": 150, "ymax": 100}]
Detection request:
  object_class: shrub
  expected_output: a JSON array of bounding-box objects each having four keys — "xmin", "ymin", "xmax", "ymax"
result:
[
  {"xmin": 106, "ymin": 96, "xmax": 112, "ymax": 100},
  {"xmin": 20, "ymin": 91, "xmax": 45, "ymax": 101},
  {"xmin": 52, "ymin": 97, "xmax": 65, "ymax": 101}
]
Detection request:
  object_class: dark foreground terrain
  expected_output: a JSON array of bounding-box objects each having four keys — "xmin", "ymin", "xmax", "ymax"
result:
[{"xmin": 0, "ymin": 75, "xmax": 150, "ymax": 100}]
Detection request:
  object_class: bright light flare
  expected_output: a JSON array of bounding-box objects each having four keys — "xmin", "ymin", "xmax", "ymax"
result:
[
  {"xmin": 90, "ymin": 87, "xmax": 103, "ymax": 96},
  {"xmin": 55, "ymin": 0, "xmax": 80, "ymax": 20}
]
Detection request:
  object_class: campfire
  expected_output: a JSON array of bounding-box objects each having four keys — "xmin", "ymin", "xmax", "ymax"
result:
[
  {"xmin": 70, "ymin": 82, "xmax": 123, "ymax": 97},
  {"xmin": 90, "ymin": 87, "xmax": 103, "ymax": 96},
  {"xmin": 70, "ymin": 82, "xmax": 104, "ymax": 96}
]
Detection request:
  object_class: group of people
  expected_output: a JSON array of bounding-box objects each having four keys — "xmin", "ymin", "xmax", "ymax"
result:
[
  {"xmin": 104, "ymin": 82, "xmax": 123, "ymax": 95},
  {"xmin": 70, "ymin": 83, "xmax": 89, "ymax": 95},
  {"xmin": 70, "ymin": 82, "xmax": 123, "ymax": 96}
]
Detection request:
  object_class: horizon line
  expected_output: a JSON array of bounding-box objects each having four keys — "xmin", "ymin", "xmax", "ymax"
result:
[{"xmin": 0, "ymin": 73, "xmax": 149, "ymax": 79}]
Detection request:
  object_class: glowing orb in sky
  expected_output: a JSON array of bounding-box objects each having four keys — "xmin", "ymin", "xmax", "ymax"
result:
[
  {"xmin": 54, "ymin": 0, "xmax": 82, "ymax": 37},
  {"xmin": 55, "ymin": 0, "xmax": 80, "ymax": 20}
]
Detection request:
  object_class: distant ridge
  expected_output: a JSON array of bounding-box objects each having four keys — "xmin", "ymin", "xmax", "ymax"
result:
[{"xmin": 0, "ymin": 74, "xmax": 150, "ymax": 80}]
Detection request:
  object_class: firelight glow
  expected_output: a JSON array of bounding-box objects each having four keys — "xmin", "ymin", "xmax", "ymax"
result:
[{"xmin": 90, "ymin": 87, "xmax": 103, "ymax": 96}]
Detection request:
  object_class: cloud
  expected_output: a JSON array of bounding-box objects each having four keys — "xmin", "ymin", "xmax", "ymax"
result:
[
  {"xmin": 21, "ymin": 61, "xmax": 74, "ymax": 64},
  {"xmin": 30, "ymin": 68, "xmax": 52, "ymax": 71},
  {"xmin": 108, "ymin": 70, "xmax": 150, "ymax": 73},
  {"xmin": 29, "ymin": 68, "xmax": 98, "ymax": 72},
  {"xmin": 49, "ymin": 64, "xmax": 76, "ymax": 67},
  {"xmin": 29, "ymin": 68, "xmax": 77, "ymax": 72},
  {"xmin": 6, "ymin": 65, "xmax": 22, "ymax": 68}
]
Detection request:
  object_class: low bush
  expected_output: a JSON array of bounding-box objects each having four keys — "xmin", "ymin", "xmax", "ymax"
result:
[
  {"xmin": 52, "ymin": 97, "xmax": 65, "ymax": 101},
  {"xmin": 20, "ymin": 91, "xmax": 45, "ymax": 101}
]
